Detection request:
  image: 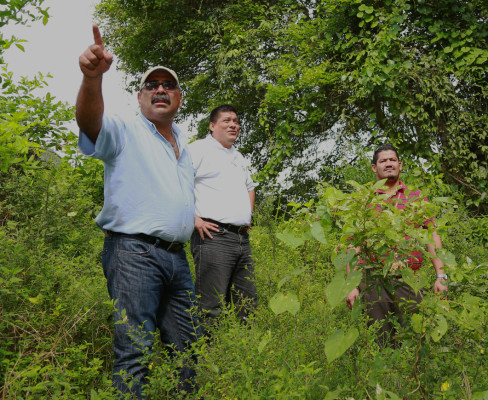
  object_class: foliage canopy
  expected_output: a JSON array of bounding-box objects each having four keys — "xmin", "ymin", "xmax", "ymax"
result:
[{"xmin": 96, "ymin": 0, "xmax": 488, "ymax": 205}]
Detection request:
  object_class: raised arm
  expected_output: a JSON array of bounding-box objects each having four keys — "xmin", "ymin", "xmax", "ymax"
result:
[{"xmin": 76, "ymin": 24, "xmax": 113, "ymax": 143}]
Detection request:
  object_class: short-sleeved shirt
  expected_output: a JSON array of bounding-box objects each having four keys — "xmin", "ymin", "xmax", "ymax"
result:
[
  {"xmin": 376, "ymin": 181, "xmax": 432, "ymax": 270},
  {"xmin": 188, "ymin": 135, "xmax": 255, "ymax": 226},
  {"xmin": 78, "ymin": 113, "xmax": 195, "ymax": 243}
]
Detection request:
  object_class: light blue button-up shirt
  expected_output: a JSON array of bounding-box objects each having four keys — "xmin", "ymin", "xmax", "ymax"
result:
[{"xmin": 78, "ymin": 113, "xmax": 195, "ymax": 242}]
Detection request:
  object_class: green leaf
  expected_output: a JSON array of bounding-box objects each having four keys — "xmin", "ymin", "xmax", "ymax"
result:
[
  {"xmin": 411, "ymin": 313, "xmax": 425, "ymax": 334},
  {"xmin": 276, "ymin": 230, "xmax": 305, "ymax": 249},
  {"xmin": 385, "ymin": 229, "xmax": 402, "ymax": 241},
  {"xmin": 333, "ymin": 249, "xmax": 356, "ymax": 271},
  {"xmin": 324, "ymin": 328, "xmax": 359, "ymax": 363},
  {"xmin": 472, "ymin": 390, "xmax": 488, "ymax": 400},
  {"xmin": 432, "ymin": 197, "xmax": 457, "ymax": 205},
  {"xmin": 376, "ymin": 384, "xmax": 401, "ymax": 400},
  {"xmin": 90, "ymin": 389, "xmax": 100, "ymax": 400},
  {"xmin": 28, "ymin": 295, "xmax": 43, "ymax": 304},
  {"xmin": 257, "ymin": 330, "xmax": 272, "ymax": 353},
  {"xmin": 326, "ymin": 270, "xmax": 361, "ymax": 308},
  {"xmin": 310, "ymin": 221, "xmax": 327, "ymax": 244},
  {"xmin": 436, "ymin": 249, "xmax": 457, "ymax": 267},
  {"xmin": 430, "ymin": 314, "xmax": 448, "ymax": 342},
  {"xmin": 373, "ymin": 179, "xmax": 388, "ymax": 191},
  {"xmin": 324, "ymin": 388, "xmax": 343, "ymax": 400},
  {"xmin": 269, "ymin": 291, "xmax": 300, "ymax": 316},
  {"xmin": 400, "ymin": 267, "xmax": 429, "ymax": 295}
]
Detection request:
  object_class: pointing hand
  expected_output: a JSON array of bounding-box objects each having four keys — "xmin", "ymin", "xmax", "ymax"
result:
[{"xmin": 79, "ymin": 24, "xmax": 113, "ymax": 78}]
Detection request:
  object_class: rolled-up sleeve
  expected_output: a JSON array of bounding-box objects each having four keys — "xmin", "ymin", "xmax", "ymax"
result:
[{"xmin": 78, "ymin": 114, "xmax": 126, "ymax": 161}]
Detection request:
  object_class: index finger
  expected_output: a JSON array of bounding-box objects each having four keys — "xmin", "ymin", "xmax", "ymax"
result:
[{"xmin": 92, "ymin": 24, "xmax": 104, "ymax": 47}]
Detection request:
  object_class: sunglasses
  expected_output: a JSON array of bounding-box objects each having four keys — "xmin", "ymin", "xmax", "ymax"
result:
[{"xmin": 142, "ymin": 80, "xmax": 179, "ymax": 91}]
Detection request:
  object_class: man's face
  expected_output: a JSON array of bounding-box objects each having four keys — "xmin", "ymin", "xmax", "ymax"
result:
[
  {"xmin": 372, "ymin": 150, "xmax": 402, "ymax": 181},
  {"xmin": 137, "ymin": 71, "xmax": 182, "ymax": 124},
  {"xmin": 210, "ymin": 111, "xmax": 240, "ymax": 149}
]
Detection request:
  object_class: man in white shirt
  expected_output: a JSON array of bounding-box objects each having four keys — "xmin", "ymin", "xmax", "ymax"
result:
[{"xmin": 188, "ymin": 105, "xmax": 257, "ymax": 327}]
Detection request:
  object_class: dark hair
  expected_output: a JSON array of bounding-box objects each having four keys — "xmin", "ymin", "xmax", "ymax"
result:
[
  {"xmin": 372, "ymin": 144, "xmax": 399, "ymax": 165},
  {"xmin": 209, "ymin": 104, "xmax": 238, "ymax": 124}
]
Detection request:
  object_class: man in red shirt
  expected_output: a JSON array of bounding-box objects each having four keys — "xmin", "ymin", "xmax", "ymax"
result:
[{"xmin": 345, "ymin": 144, "xmax": 448, "ymax": 345}]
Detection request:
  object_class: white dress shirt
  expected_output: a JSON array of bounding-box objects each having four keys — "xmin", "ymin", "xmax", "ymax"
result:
[{"xmin": 188, "ymin": 135, "xmax": 255, "ymax": 226}]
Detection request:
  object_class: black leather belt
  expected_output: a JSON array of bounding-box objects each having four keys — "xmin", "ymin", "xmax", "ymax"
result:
[
  {"xmin": 105, "ymin": 231, "xmax": 185, "ymax": 252},
  {"xmin": 202, "ymin": 218, "xmax": 249, "ymax": 234}
]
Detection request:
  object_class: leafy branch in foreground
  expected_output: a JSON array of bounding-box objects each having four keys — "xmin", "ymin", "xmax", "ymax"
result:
[{"xmin": 274, "ymin": 179, "xmax": 487, "ymax": 398}]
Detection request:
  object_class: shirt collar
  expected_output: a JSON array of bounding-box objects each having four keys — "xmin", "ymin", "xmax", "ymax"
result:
[
  {"xmin": 376, "ymin": 180, "xmax": 406, "ymax": 196},
  {"xmin": 206, "ymin": 134, "xmax": 235, "ymax": 152},
  {"xmin": 138, "ymin": 113, "xmax": 183, "ymax": 144}
]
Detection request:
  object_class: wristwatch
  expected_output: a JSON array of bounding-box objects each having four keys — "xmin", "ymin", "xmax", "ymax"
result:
[{"xmin": 436, "ymin": 274, "xmax": 448, "ymax": 280}]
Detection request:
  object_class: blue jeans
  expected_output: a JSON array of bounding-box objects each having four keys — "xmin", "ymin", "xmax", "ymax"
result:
[
  {"xmin": 190, "ymin": 227, "xmax": 257, "ymax": 323},
  {"xmin": 102, "ymin": 231, "xmax": 202, "ymax": 398}
]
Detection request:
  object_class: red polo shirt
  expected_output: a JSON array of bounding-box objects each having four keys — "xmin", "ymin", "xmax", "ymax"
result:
[{"xmin": 375, "ymin": 180, "xmax": 432, "ymax": 270}]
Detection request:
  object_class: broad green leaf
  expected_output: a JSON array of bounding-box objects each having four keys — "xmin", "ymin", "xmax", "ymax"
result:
[
  {"xmin": 277, "ymin": 266, "xmax": 307, "ymax": 289},
  {"xmin": 411, "ymin": 313, "xmax": 425, "ymax": 334},
  {"xmin": 269, "ymin": 291, "xmax": 300, "ymax": 316},
  {"xmin": 324, "ymin": 328, "xmax": 359, "ymax": 363},
  {"xmin": 373, "ymin": 179, "xmax": 388, "ymax": 190},
  {"xmin": 326, "ymin": 270, "xmax": 361, "ymax": 308},
  {"xmin": 310, "ymin": 221, "xmax": 327, "ymax": 244},
  {"xmin": 324, "ymin": 389, "xmax": 343, "ymax": 400},
  {"xmin": 430, "ymin": 314, "xmax": 448, "ymax": 342},
  {"xmin": 332, "ymin": 249, "xmax": 356, "ymax": 271},
  {"xmin": 472, "ymin": 390, "xmax": 488, "ymax": 400},
  {"xmin": 276, "ymin": 230, "xmax": 305, "ymax": 249},
  {"xmin": 376, "ymin": 383, "xmax": 401, "ymax": 400},
  {"xmin": 401, "ymin": 267, "xmax": 429, "ymax": 295},
  {"xmin": 432, "ymin": 197, "xmax": 457, "ymax": 205},
  {"xmin": 436, "ymin": 249, "xmax": 457, "ymax": 267},
  {"xmin": 28, "ymin": 295, "xmax": 42, "ymax": 304}
]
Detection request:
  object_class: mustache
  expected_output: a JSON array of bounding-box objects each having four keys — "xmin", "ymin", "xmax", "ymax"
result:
[{"xmin": 151, "ymin": 94, "xmax": 171, "ymax": 105}]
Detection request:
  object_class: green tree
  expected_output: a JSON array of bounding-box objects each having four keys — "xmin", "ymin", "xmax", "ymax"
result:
[
  {"xmin": 0, "ymin": 0, "xmax": 75, "ymax": 171},
  {"xmin": 96, "ymin": 0, "xmax": 488, "ymax": 206}
]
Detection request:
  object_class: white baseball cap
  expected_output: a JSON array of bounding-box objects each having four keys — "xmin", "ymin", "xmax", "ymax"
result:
[{"xmin": 139, "ymin": 66, "xmax": 179, "ymax": 89}]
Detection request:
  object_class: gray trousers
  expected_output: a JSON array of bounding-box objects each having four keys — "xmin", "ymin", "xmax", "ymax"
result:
[{"xmin": 190, "ymin": 226, "xmax": 257, "ymax": 326}]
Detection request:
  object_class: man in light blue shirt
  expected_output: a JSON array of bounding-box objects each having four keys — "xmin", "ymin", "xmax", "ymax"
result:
[{"xmin": 77, "ymin": 25, "xmax": 201, "ymax": 399}]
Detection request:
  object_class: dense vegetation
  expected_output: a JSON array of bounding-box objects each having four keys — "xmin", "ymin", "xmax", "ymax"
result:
[
  {"xmin": 1, "ymin": 1, "xmax": 488, "ymax": 399},
  {"xmin": 95, "ymin": 0, "xmax": 488, "ymax": 206},
  {"xmin": 2, "ymin": 153, "xmax": 488, "ymax": 399}
]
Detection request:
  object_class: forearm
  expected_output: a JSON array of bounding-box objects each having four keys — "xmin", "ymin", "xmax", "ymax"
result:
[
  {"xmin": 248, "ymin": 189, "xmax": 255, "ymax": 212},
  {"xmin": 427, "ymin": 231, "xmax": 445, "ymax": 275},
  {"xmin": 75, "ymin": 75, "xmax": 104, "ymax": 143},
  {"xmin": 428, "ymin": 230, "xmax": 448, "ymax": 293}
]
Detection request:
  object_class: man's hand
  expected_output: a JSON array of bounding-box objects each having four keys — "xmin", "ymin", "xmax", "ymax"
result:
[
  {"xmin": 346, "ymin": 288, "xmax": 360, "ymax": 310},
  {"xmin": 79, "ymin": 24, "xmax": 113, "ymax": 78},
  {"xmin": 434, "ymin": 278, "xmax": 448, "ymax": 294},
  {"xmin": 195, "ymin": 215, "xmax": 219, "ymax": 240}
]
